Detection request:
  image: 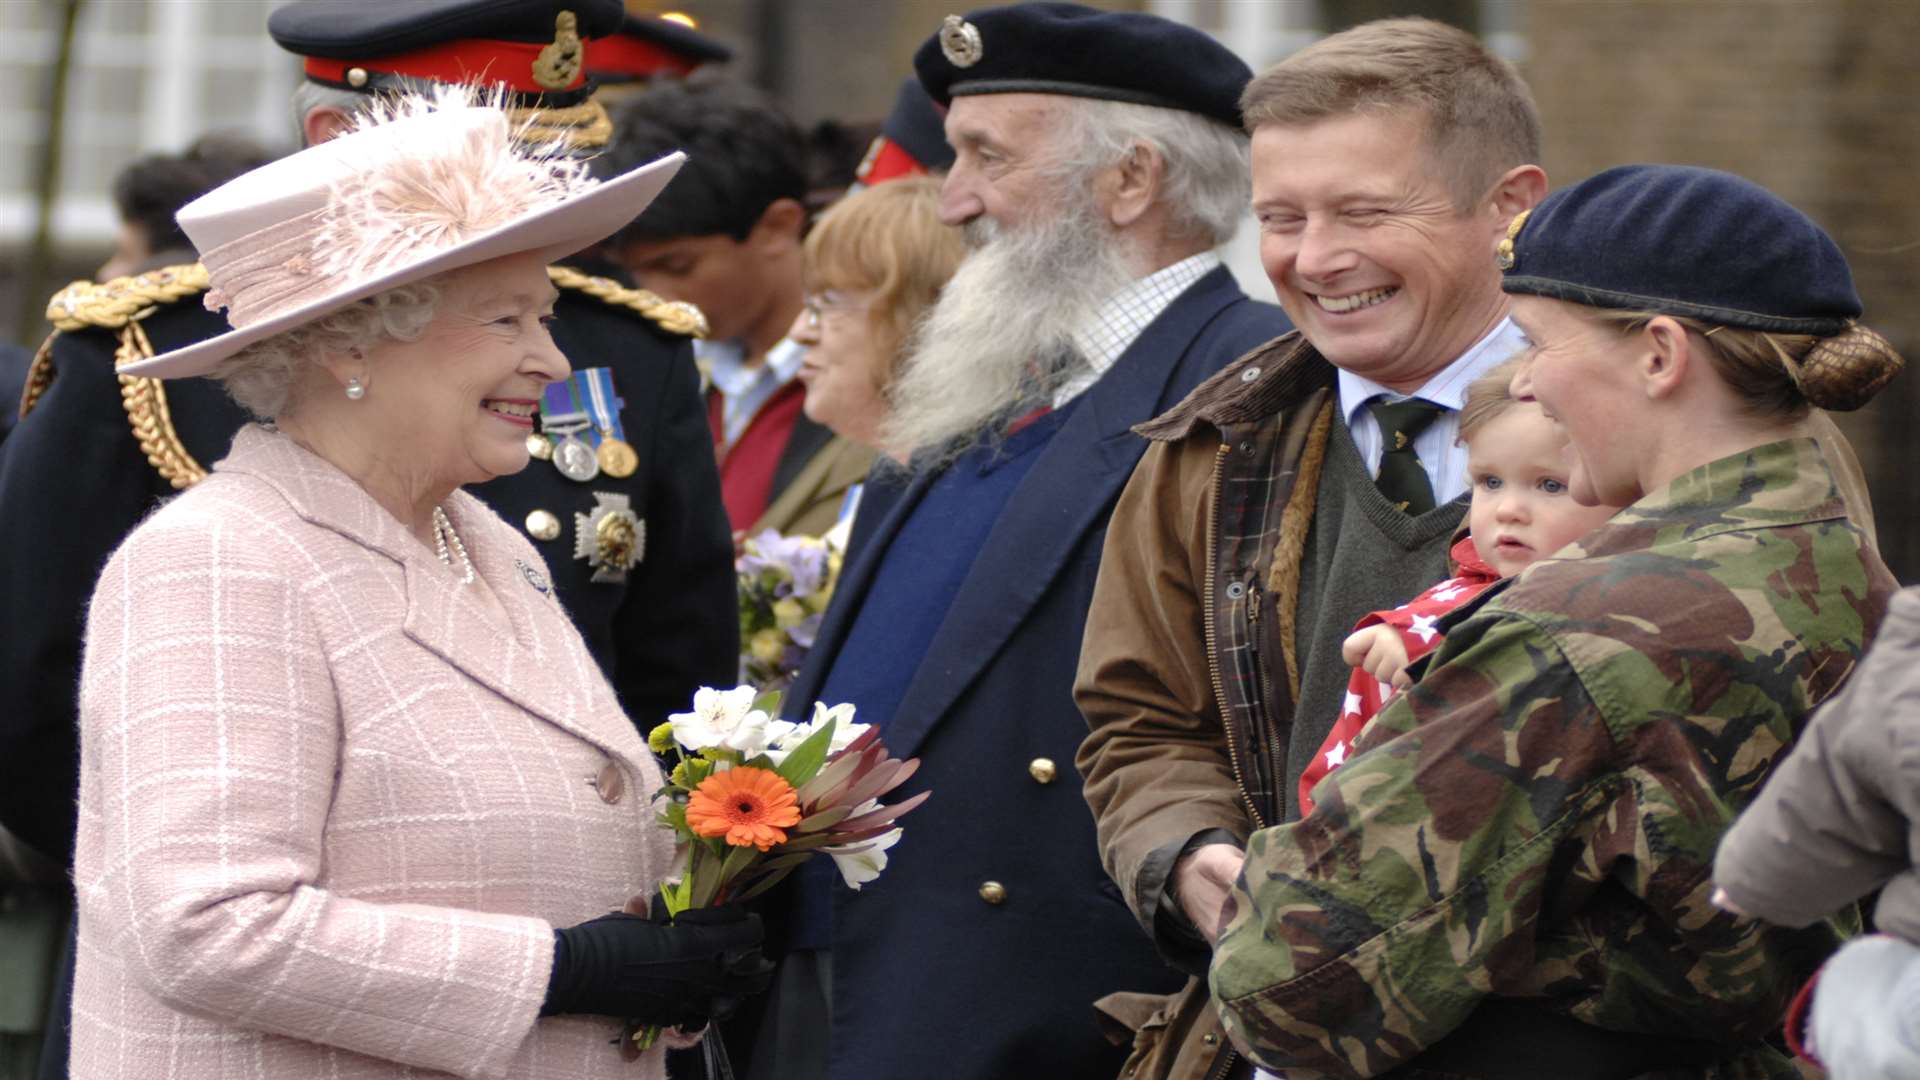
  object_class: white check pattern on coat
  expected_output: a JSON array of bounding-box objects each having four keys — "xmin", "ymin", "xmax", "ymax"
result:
[
  {"xmin": 1055, "ymin": 251, "xmax": 1222, "ymax": 406},
  {"xmin": 71, "ymin": 426, "xmax": 678, "ymax": 1080}
]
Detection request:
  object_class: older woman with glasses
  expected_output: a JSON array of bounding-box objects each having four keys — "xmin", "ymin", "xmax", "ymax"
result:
[
  {"xmin": 67, "ymin": 98, "xmax": 770, "ymax": 1080},
  {"xmin": 774, "ymin": 177, "xmax": 966, "ymax": 537}
]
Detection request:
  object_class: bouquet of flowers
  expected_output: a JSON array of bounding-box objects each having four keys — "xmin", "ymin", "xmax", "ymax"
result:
[
  {"xmin": 736, "ymin": 530, "xmax": 843, "ymax": 693},
  {"xmin": 626, "ymin": 685, "xmax": 928, "ymax": 1054}
]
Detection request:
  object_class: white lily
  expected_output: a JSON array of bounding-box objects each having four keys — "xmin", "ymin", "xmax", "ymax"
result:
[
  {"xmin": 762, "ymin": 701, "xmax": 870, "ymax": 766},
  {"xmin": 668, "ymin": 685, "xmax": 772, "ymax": 756},
  {"xmin": 823, "ymin": 824, "xmax": 902, "ymax": 889}
]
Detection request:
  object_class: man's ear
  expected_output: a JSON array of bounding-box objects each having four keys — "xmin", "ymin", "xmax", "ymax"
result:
[
  {"xmin": 303, "ymin": 105, "xmax": 354, "ymax": 147},
  {"xmin": 1104, "ymin": 141, "xmax": 1164, "ymax": 229},
  {"xmin": 1486, "ymin": 164, "xmax": 1548, "ymax": 225},
  {"xmin": 1639, "ymin": 316, "xmax": 1692, "ymax": 402},
  {"xmin": 749, "ymin": 197, "xmax": 809, "ymax": 254}
]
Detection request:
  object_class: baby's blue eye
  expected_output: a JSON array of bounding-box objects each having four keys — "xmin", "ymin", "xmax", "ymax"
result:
[
  {"xmin": 1539, "ymin": 478, "xmax": 1567, "ymax": 495},
  {"xmin": 1479, "ymin": 475, "xmax": 1503, "ymax": 491}
]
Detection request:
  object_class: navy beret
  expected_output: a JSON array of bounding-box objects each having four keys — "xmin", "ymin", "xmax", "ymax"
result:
[
  {"xmin": 913, "ymin": 3, "xmax": 1250, "ymax": 130},
  {"xmin": 588, "ymin": 14, "xmax": 733, "ymax": 84},
  {"xmin": 1501, "ymin": 164, "xmax": 1862, "ymax": 336},
  {"xmin": 270, "ymin": 0, "xmax": 624, "ymax": 100}
]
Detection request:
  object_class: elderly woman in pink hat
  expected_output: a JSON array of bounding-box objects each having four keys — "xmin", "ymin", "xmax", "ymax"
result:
[{"xmin": 67, "ymin": 97, "xmax": 769, "ymax": 1080}]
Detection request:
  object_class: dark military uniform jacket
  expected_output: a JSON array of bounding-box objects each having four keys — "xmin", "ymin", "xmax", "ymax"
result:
[
  {"xmin": 0, "ymin": 260, "xmax": 736, "ymax": 864},
  {"xmin": 1209, "ymin": 438, "xmax": 1897, "ymax": 1079}
]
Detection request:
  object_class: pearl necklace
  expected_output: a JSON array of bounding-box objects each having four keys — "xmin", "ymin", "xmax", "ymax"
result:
[{"xmin": 431, "ymin": 506, "xmax": 475, "ymax": 585}]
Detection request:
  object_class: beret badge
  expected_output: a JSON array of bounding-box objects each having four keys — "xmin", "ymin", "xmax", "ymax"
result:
[
  {"xmin": 532, "ymin": 11, "xmax": 585, "ymax": 91},
  {"xmin": 940, "ymin": 14, "xmax": 983, "ymax": 69},
  {"xmin": 1496, "ymin": 208, "xmax": 1530, "ymax": 271}
]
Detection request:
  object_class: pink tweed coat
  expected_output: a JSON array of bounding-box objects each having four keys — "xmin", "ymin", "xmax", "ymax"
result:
[{"xmin": 71, "ymin": 426, "xmax": 679, "ymax": 1079}]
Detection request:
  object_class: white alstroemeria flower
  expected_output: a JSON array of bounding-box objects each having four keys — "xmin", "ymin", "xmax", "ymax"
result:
[
  {"xmin": 669, "ymin": 685, "xmax": 772, "ymax": 755},
  {"xmin": 824, "ymin": 825, "xmax": 902, "ymax": 890},
  {"xmin": 762, "ymin": 701, "xmax": 869, "ymax": 766}
]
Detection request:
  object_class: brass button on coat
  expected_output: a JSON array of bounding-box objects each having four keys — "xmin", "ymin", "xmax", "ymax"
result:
[
  {"xmin": 1027, "ymin": 757, "xmax": 1057, "ymax": 784},
  {"xmin": 978, "ymin": 880, "xmax": 1007, "ymax": 905},
  {"xmin": 594, "ymin": 761, "xmax": 625, "ymax": 805},
  {"xmin": 525, "ymin": 509, "xmax": 562, "ymax": 541}
]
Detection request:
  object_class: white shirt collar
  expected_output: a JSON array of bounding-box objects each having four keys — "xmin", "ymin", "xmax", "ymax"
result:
[{"xmin": 1336, "ymin": 316, "xmax": 1529, "ymax": 422}]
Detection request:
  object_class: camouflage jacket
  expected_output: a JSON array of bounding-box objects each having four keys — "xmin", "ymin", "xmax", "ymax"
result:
[{"xmin": 1209, "ymin": 438, "xmax": 1897, "ymax": 1079}]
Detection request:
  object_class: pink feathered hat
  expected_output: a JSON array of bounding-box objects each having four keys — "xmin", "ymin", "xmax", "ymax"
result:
[{"xmin": 124, "ymin": 92, "xmax": 683, "ymax": 379}]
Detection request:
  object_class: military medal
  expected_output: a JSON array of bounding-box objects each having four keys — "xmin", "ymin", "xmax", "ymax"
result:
[
  {"xmin": 582, "ymin": 367, "xmax": 637, "ymax": 479},
  {"xmin": 541, "ymin": 380, "xmax": 600, "ymax": 482},
  {"xmin": 526, "ymin": 432, "xmax": 553, "ymax": 461},
  {"xmin": 575, "ymin": 492, "xmax": 645, "ymax": 584},
  {"xmin": 552, "ymin": 430, "xmax": 600, "ymax": 482},
  {"xmin": 596, "ymin": 438, "xmax": 638, "ymax": 478}
]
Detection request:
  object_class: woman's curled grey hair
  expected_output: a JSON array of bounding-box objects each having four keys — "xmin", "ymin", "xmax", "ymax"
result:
[{"xmin": 210, "ymin": 282, "xmax": 441, "ymax": 419}]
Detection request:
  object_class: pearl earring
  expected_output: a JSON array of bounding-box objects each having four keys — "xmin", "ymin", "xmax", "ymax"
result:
[{"xmin": 344, "ymin": 377, "xmax": 366, "ymax": 400}]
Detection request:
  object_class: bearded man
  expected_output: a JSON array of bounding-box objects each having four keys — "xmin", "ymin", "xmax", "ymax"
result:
[{"xmin": 743, "ymin": 7, "xmax": 1290, "ymax": 1080}]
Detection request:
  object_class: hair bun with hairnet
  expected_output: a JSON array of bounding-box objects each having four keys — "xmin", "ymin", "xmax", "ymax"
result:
[{"xmin": 1798, "ymin": 323, "xmax": 1905, "ymax": 412}]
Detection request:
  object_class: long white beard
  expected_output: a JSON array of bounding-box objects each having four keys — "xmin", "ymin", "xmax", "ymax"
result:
[{"xmin": 879, "ymin": 198, "xmax": 1137, "ymax": 470}]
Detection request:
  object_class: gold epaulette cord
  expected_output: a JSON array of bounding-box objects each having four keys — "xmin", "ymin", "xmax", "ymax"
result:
[
  {"xmin": 546, "ymin": 265, "xmax": 710, "ymax": 339},
  {"xmin": 29, "ymin": 263, "xmax": 212, "ymax": 489}
]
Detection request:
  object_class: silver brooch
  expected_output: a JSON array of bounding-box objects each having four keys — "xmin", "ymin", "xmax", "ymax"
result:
[
  {"xmin": 940, "ymin": 14, "xmax": 983, "ymax": 68},
  {"xmin": 574, "ymin": 492, "xmax": 644, "ymax": 585},
  {"xmin": 515, "ymin": 558, "xmax": 552, "ymax": 595}
]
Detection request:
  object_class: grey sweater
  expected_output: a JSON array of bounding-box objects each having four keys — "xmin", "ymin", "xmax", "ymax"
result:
[{"xmin": 1287, "ymin": 415, "xmax": 1466, "ymax": 821}]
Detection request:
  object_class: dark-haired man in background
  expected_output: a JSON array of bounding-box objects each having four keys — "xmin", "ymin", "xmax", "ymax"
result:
[{"xmin": 597, "ymin": 77, "xmax": 873, "ymax": 540}]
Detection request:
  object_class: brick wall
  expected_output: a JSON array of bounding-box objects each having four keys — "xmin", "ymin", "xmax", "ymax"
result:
[{"xmin": 1526, "ymin": 0, "xmax": 1920, "ymax": 579}]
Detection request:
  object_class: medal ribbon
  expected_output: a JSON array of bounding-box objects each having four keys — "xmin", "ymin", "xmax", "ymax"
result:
[
  {"xmin": 582, "ymin": 367, "xmax": 627, "ymax": 444},
  {"xmin": 556, "ymin": 375, "xmax": 601, "ymax": 449},
  {"xmin": 541, "ymin": 382, "xmax": 589, "ymax": 434}
]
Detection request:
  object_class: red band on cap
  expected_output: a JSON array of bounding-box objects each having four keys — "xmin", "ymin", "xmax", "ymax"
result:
[
  {"xmin": 854, "ymin": 138, "xmax": 929, "ymax": 186},
  {"xmin": 587, "ymin": 35, "xmax": 699, "ymax": 80},
  {"xmin": 304, "ymin": 37, "xmax": 589, "ymax": 95}
]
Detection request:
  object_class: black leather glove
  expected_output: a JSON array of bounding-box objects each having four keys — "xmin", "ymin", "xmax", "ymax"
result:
[{"xmin": 540, "ymin": 902, "xmax": 773, "ymax": 1026}]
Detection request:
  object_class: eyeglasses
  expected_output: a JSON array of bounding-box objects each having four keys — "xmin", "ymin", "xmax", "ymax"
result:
[{"xmin": 801, "ymin": 291, "xmax": 872, "ymax": 330}]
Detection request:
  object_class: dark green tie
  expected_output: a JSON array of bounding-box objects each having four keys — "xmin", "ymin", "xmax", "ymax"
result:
[{"xmin": 1367, "ymin": 397, "xmax": 1447, "ymax": 515}]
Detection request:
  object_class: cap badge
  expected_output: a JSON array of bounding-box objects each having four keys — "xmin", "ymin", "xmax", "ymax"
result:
[
  {"xmin": 533, "ymin": 11, "xmax": 585, "ymax": 90},
  {"xmin": 575, "ymin": 492, "xmax": 644, "ymax": 584},
  {"xmin": 1496, "ymin": 208, "xmax": 1531, "ymax": 271},
  {"xmin": 940, "ymin": 15, "xmax": 983, "ymax": 69}
]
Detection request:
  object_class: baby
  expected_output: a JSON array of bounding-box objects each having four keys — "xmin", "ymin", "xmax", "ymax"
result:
[{"xmin": 1298, "ymin": 358, "xmax": 1619, "ymax": 814}]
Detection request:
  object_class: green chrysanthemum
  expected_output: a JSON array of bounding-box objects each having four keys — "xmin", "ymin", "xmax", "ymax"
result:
[{"xmin": 647, "ymin": 721, "xmax": 676, "ymax": 755}]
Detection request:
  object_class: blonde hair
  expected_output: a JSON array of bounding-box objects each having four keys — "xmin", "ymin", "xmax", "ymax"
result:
[
  {"xmin": 1456, "ymin": 354, "xmax": 1528, "ymax": 444},
  {"xmin": 802, "ymin": 177, "xmax": 966, "ymax": 390},
  {"xmin": 1585, "ymin": 309, "xmax": 1904, "ymax": 417},
  {"xmin": 1239, "ymin": 17, "xmax": 1539, "ymax": 209}
]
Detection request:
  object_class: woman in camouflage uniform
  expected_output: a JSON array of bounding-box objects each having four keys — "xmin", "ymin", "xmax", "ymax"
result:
[{"xmin": 1208, "ymin": 164, "xmax": 1904, "ymax": 1079}]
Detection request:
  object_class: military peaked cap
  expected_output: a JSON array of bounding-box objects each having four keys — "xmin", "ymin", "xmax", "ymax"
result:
[
  {"xmin": 269, "ymin": 0, "xmax": 624, "ymax": 100},
  {"xmin": 857, "ymin": 77, "xmax": 955, "ymax": 185},
  {"xmin": 588, "ymin": 14, "xmax": 733, "ymax": 84},
  {"xmin": 1501, "ymin": 164, "xmax": 1862, "ymax": 336},
  {"xmin": 913, "ymin": 3, "xmax": 1251, "ymax": 129}
]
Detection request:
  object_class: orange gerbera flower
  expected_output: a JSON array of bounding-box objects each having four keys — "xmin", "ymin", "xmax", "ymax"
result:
[{"xmin": 686, "ymin": 766, "xmax": 802, "ymax": 851}]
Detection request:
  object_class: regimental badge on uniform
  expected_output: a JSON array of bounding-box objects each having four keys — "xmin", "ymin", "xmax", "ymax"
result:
[
  {"xmin": 530, "ymin": 366, "xmax": 636, "ymax": 483},
  {"xmin": 575, "ymin": 491, "xmax": 644, "ymax": 584}
]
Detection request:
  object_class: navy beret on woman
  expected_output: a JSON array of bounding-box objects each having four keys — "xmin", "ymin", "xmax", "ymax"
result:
[
  {"xmin": 913, "ymin": 2, "xmax": 1251, "ymax": 128},
  {"xmin": 1502, "ymin": 163, "xmax": 1902, "ymax": 410}
]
